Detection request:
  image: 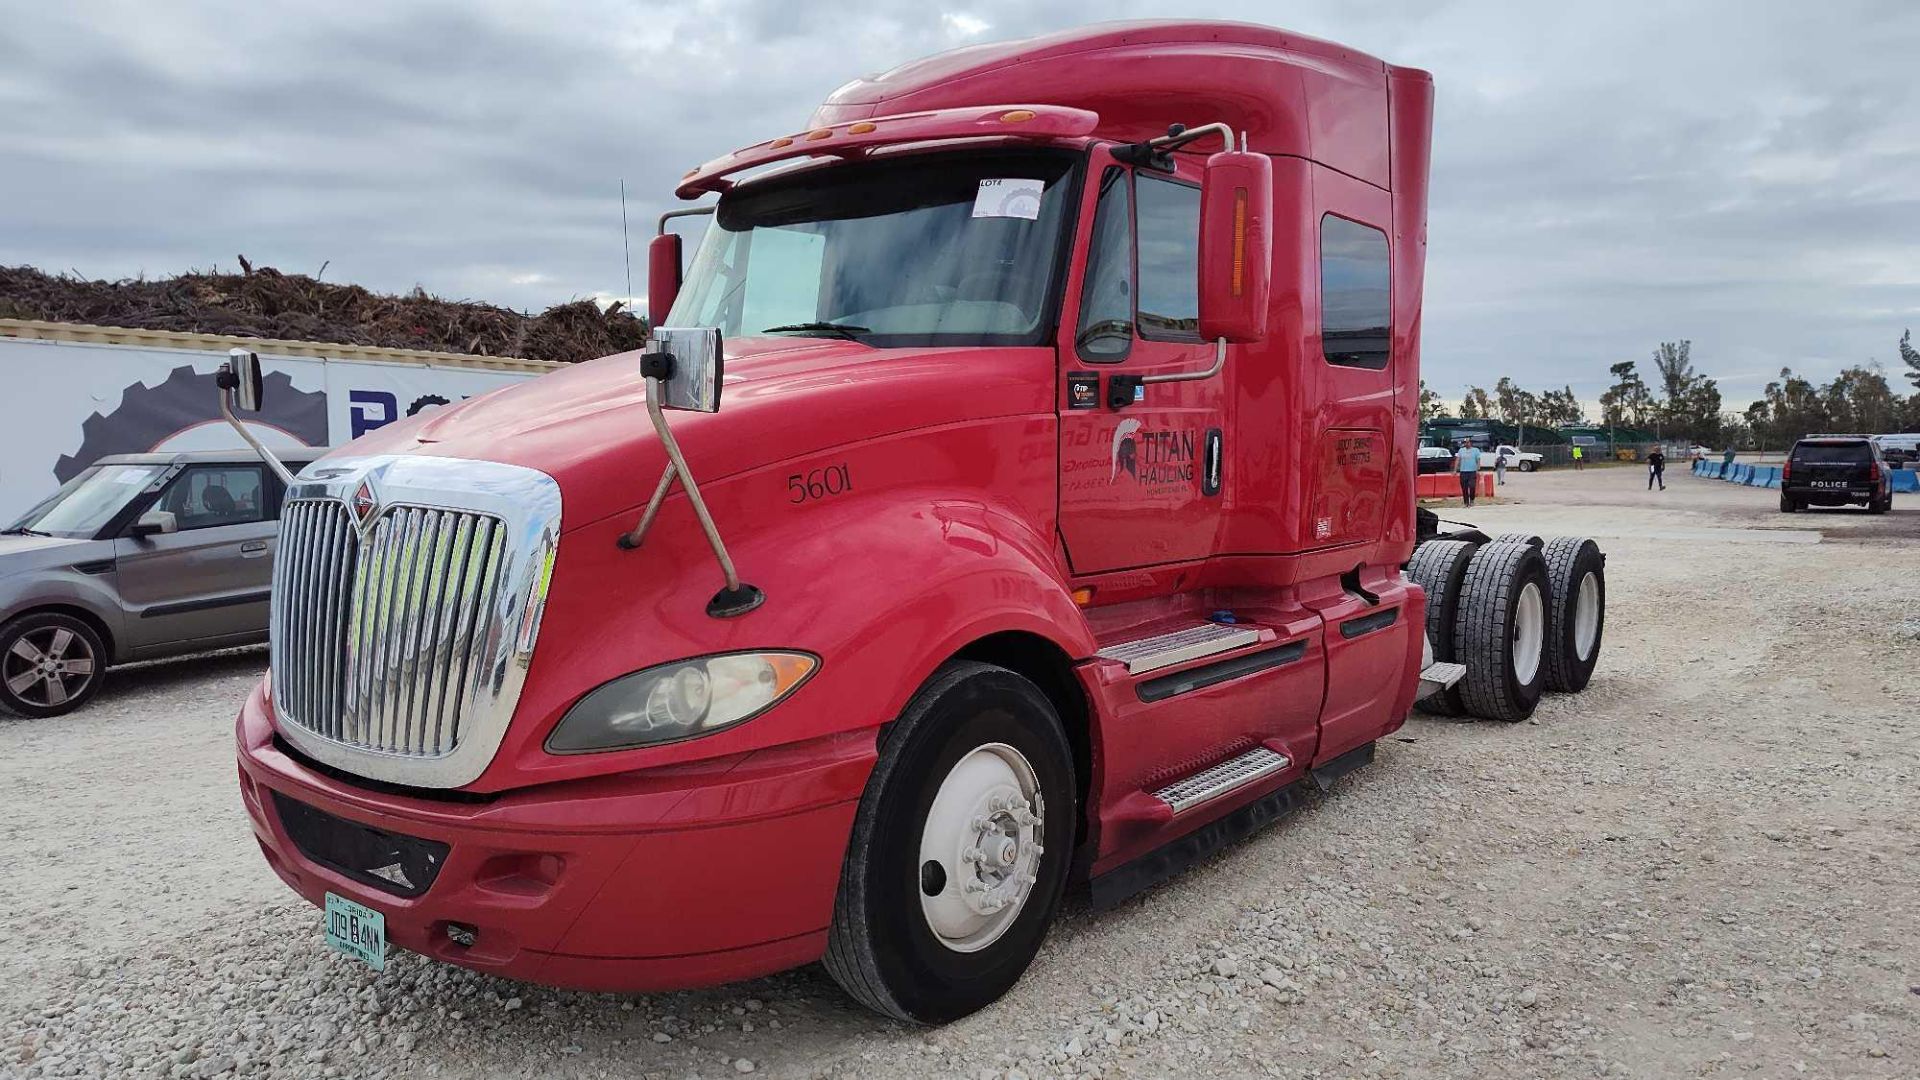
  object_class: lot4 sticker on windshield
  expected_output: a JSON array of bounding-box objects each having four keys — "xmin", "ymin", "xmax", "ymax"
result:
[{"xmin": 973, "ymin": 178, "xmax": 1045, "ymax": 220}]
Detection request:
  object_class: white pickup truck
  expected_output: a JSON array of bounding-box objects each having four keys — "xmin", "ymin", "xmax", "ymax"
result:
[{"xmin": 1489, "ymin": 444, "xmax": 1544, "ymax": 472}]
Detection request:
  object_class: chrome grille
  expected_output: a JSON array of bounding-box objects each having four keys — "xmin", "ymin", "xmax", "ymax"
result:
[
  {"xmin": 274, "ymin": 502, "xmax": 507, "ymax": 757},
  {"xmin": 268, "ymin": 455, "xmax": 561, "ymax": 789}
]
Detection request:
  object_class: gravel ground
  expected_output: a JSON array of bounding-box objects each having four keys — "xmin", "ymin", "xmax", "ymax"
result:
[{"xmin": 5, "ymin": 466, "xmax": 1917, "ymax": 1079}]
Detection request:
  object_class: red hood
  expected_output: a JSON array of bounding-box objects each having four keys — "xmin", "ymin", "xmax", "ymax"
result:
[{"xmin": 338, "ymin": 337, "xmax": 1056, "ymax": 532}]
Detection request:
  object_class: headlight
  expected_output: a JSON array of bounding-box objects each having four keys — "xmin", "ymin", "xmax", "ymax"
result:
[{"xmin": 545, "ymin": 652, "xmax": 817, "ymax": 753}]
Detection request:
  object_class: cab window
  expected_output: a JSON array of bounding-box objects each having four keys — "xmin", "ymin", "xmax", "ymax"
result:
[
  {"xmin": 1134, "ymin": 175, "xmax": 1201, "ymax": 340},
  {"xmin": 152, "ymin": 465, "xmax": 266, "ymax": 531},
  {"xmin": 1074, "ymin": 168, "xmax": 1133, "ymax": 362}
]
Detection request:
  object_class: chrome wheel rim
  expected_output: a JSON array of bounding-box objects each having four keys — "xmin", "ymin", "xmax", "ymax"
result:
[
  {"xmin": 917, "ymin": 742, "xmax": 1045, "ymax": 953},
  {"xmin": 4, "ymin": 626, "xmax": 97, "ymax": 709},
  {"xmin": 1573, "ymin": 571, "xmax": 1601, "ymax": 661},
  {"xmin": 1512, "ymin": 582, "xmax": 1545, "ymax": 685}
]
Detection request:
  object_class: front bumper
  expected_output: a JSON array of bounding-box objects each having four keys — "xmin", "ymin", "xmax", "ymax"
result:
[{"xmin": 235, "ymin": 680, "xmax": 873, "ymax": 991}]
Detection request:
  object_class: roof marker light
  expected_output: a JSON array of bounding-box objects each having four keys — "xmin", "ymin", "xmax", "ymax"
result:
[
  {"xmin": 848, "ymin": 122, "xmax": 877, "ymax": 135},
  {"xmin": 768, "ymin": 137, "xmax": 794, "ymax": 149},
  {"xmin": 1000, "ymin": 109, "xmax": 1037, "ymax": 123},
  {"xmin": 804, "ymin": 128, "xmax": 833, "ymax": 141}
]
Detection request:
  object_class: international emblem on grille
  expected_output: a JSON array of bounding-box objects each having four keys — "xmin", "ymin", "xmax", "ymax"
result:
[{"xmin": 350, "ymin": 480, "xmax": 378, "ymax": 529}]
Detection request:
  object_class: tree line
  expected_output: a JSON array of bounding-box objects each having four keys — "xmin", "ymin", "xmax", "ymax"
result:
[{"xmin": 1422, "ymin": 334, "xmax": 1920, "ymax": 448}]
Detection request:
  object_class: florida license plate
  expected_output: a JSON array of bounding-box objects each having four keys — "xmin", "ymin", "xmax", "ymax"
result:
[{"xmin": 324, "ymin": 893, "xmax": 386, "ymax": 971}]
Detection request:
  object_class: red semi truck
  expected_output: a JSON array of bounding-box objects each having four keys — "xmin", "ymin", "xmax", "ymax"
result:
[{"xmin": 229, "ymin": 21, "xmax": 1607, "ymax": 1023}]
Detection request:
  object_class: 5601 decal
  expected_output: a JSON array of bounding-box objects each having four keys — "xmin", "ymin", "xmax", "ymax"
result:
[{"xmin": 788, "ymin": 464, "xmax": 852, "ymax": 504}]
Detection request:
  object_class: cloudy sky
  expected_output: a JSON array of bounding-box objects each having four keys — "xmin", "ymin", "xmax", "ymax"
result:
[{"xmin": 5, "ymin": 0, "xmax": 1918, "ymax": 410}]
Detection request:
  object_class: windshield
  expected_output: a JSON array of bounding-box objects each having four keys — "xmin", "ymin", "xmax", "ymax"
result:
[
  {"xmin": 669, "ymin": 149, "xmax": 1079, "ymax": 348},
  {"xmin": 8, "ymin": 464, "xmax": 166, "ymax": 539}
]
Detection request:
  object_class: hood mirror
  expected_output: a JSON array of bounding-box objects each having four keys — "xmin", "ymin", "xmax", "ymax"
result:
[
  {"xmin": 618, "ymin": 326, "xmax": 763, "ymax": 618},
  {"xmin": 215, "ymin": 348, "xmax": 295, "ymax": 486},
  {"xmin": 646, "ymin": 327, "xmax": 724, "ymax": 413}
]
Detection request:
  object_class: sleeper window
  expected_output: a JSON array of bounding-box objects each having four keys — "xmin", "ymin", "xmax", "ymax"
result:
[{"xmin": 1321, "ymin": 215, "xmax": 1390, "ymax": 369}]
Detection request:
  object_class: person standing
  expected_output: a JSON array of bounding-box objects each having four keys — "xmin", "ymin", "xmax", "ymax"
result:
[
  {"xmin": 1572, "ymin": 445, "xmax": 1585, "ymax": 470},
  {"xmin": 1456, "ymin": 441, "xmax": 1483, "ymax": 507},
  {"xmin": 1495, "ymin": 447, "xmax": 1508, "ymax": 486},
  {"xmin": 1648, "ymin": 448, "xmax": 1666, "ymax": 491}
]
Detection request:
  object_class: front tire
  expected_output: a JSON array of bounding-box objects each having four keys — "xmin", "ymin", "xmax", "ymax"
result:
[
  {"xmin": 824, "ymin": 661, "xmax": 1075, "ymax": 1023},
  {"xmin": 0, "ymin": 612, "xmax": 106, "ymax": 718}
]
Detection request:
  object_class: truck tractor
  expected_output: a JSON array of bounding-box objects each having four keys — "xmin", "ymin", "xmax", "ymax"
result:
[{"xmin": 227, "ymin": 21, "xmax": 1607, "ymax": 1023}]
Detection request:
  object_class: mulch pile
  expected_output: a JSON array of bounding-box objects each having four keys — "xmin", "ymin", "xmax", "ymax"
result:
[{"xmin": 0, "ymin": 259, "xmax": 646, "ymax": 364}]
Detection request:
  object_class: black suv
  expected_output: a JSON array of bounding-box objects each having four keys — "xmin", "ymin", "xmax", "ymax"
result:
[{"xmin": 1780, "ymin": 435, "xmax": 1892, "ymax": 514}]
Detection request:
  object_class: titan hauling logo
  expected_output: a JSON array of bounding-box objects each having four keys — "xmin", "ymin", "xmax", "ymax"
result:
[{"xmin": 1110, "ymin": 419, "xmax": 1198, "ymax": 485}]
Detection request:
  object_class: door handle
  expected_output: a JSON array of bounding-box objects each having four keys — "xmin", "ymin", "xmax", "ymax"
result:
[{"xmin": 241, "ymin": 540, "xmax": 270, "ymax": 557}]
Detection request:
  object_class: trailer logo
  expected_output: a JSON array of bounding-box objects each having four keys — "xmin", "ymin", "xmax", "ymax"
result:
[{"xmin": 1111, "ymin": 419, "xmax": 1142, "ymax": 481}]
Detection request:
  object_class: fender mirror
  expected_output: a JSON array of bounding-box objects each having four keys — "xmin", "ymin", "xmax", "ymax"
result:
[
  {"xmin": 1197, "ymin": 150, "xmax": 1274, "ymax": 344},
  {"xmin": 647, "ymin": 233, "xmax": 683, "ymax": 332},
  {"xmin": 131, "ymin": 510, "xmax": 177, "ymax": 538}
]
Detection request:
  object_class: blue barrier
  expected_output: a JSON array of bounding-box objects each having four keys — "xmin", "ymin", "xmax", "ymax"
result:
[
  {"xmin": 1892, "ymin": 469, "xmax": 1919, "ymax": 493},
  {"xmin": 1732, "ymin": 464, "xmax": 1752, "ymax": 483},
  {"xmin": 1753, "ymin": 466, "xmax": 1781, "ymax": 488}
]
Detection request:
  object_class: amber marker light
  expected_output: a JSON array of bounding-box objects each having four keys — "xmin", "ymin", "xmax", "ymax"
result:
[
  {"xmin": 1000, "ymin": 109, "xmax": 1037, "ymax": 123},
  {"xmin": 768, "ymin": 137, "xmax": 794, "ymax": 149},
  {"xmin": 805, "ymin": 128, "xmax": 833, "ymax": 141},
  {"xmin": 1231, "ymin": 188, "xmax": 1248, "ymax": 297},
  {"xmin": 1071, "ymin": 587, "xmax": 1095, "ymax": 606},
  {"xmin": 848, "ymin": 122, "xmax": 877, "ymax": 134}
]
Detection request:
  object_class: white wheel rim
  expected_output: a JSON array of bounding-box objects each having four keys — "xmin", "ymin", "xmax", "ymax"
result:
[
  {"xmin": 917, "ymin": 743, "xmax": 1045, "ymax": 953},
  {"xmin": 1512, "ymin": 582, "xmax": 1544, "ymax": 685},
  {"xmin": 1573, "ymin": 571, "xmax": 1600, "ymax": 661}
]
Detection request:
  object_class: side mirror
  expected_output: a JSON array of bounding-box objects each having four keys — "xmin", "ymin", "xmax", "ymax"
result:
[
  {"xmin": 647, "ymin": 233, "xmax": 683, "ymax": 331},
  {"xmin": 222, "ymin": 348, "xmax": 265, "ymax": 412},
  {"xmin": 131, "ymin": 510, "xmax": 178, "ymax": 538},
  {"xmin": 643, "ymin": 326, "xmax": 723, "ymax": 413},
  {"xmin": 1197, "ymin": 150, "xmax": 1274, "ymax": 343}
]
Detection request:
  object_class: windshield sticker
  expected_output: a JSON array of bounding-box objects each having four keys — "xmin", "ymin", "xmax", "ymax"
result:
[{"xmin": 972, "ymin": 178, "xmax": 1045, "ymax": 220}]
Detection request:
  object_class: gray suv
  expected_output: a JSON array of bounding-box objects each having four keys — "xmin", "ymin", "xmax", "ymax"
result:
[{"xmin": 0, "ymin": 448, "xmax": 325, "ymax": 717}]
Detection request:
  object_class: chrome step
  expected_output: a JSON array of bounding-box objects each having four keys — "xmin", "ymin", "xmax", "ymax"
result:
[
  {"xmin": 1152, "ymin": 746, "xmax": 1291, "ymax": 815},
  {"xmin": 1096, "ymin": 622, "xmax": 1260, "ymax": 675}
]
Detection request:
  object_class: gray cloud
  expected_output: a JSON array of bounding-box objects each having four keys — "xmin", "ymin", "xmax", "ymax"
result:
[{"xmin": 4, "ymin": 0, "xmax": 1918, "ymax": 410}]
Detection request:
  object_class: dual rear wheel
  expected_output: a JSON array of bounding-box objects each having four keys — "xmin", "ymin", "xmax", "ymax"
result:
[{"xmin": 1411, "ymin": 535, "xmax": 1604, "ymax": 722}]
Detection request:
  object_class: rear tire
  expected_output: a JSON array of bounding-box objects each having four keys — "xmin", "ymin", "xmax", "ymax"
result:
[
  {"xmin": 823, "ymin": 661, "xmax": 1075, "ymax": 1023},
  {"xmin": 0, "ymin": 612, "xmax": 106, "ymax": 719},
  {"xmin": 1453, "ymin": 544, "xmax": 1551, "ymax": 723},
  {"xmin": 1780, "ymin": 493, "xmax": 1797, "ymax": 513},
  {"xmin": 1407, "ymin": 539, "xmax": 1478, "ymax": 717},
  {"xmin": 1540, "ymin": 537, "xmax": 1605, "ymax": 693},
  {"xmin": 1520, "ymin": 460, "xmax": 1537, "ymax": 473},
  {"xmin": 1492, "ymin": 532, "xmax": 1544, "ymax": 548},
  {"xmin": 1868, "ymin": 494, "xmax": 1889, "ymax": 514}
]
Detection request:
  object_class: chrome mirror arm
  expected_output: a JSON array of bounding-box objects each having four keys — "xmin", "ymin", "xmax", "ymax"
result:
[
  {"xmin": 216, "ymin": 360, "xmax": 297, "ymax": 487},
  {"xmin": 618, "ymin": 370, "xmax": 764, "ymax": 618}
]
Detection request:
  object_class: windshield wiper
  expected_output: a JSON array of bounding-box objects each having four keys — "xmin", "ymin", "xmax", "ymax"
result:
[
  {"xmin": 761, "ymin": 321, "xmax": 871, "ymax": 341},
  {"xmin": 2, "ymin": 527, "xmax": 52, "ymax": 537}
]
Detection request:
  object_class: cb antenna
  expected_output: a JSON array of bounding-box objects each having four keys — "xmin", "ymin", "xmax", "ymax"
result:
[{"xmin": 620, "ymin": 179, "xmax": 634, "ymax": 303}]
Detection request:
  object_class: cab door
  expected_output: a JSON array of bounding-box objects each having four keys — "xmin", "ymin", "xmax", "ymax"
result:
[{"xmin": 1056, "ymin": 160, "xmax": 1227, "ymax": 575}]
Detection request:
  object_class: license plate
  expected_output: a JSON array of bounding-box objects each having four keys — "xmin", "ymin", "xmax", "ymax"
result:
[{"xmin": 324, "ymin": 893, "xmax": 386, "ymax": 971}]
